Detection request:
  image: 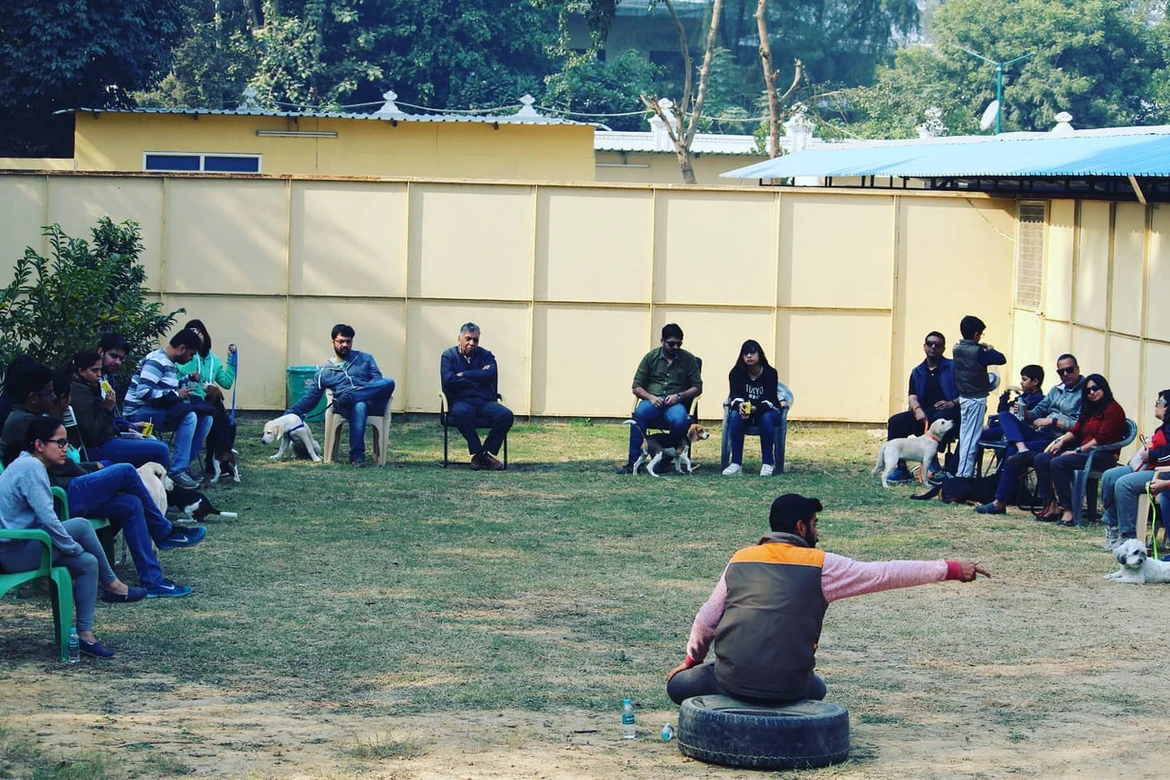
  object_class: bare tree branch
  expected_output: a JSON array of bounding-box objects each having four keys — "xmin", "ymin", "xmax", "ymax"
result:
[{"xmin": 685, "ymin": 0, "xmax": 723, "ymax": 148}]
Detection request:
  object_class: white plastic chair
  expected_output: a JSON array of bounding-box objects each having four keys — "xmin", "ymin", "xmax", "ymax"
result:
[{"xmin": 323, "ymin": 389, "xmax": 390, "ymax": 465}]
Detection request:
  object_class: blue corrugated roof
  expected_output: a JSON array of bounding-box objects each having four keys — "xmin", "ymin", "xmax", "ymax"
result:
[{"xmin": 722, "ymin": 130, "xmax": 1170, "ymax": 179}]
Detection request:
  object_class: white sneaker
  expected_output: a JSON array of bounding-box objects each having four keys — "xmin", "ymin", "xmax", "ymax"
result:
[
  {"xmin": 760, "ymin": 464, "xmax": 774, "ymax": 477},
  {"xmin": 722, "ymin": 463, "xmax": 743, "ymax": 476}
]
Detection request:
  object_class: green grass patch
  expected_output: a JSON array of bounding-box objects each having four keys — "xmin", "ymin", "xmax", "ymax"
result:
[{"xmin": 1, "ymin": 416, "xmax": 1159, "ymax": 776}]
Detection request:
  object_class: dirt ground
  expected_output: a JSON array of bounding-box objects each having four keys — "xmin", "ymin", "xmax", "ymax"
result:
[{"xmin": 4, "ymin": 646, "xmax": 1170, "ymax": 780}]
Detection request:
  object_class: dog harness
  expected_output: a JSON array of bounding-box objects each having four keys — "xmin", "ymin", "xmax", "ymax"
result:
[{"xmin": 284, "ymin": 422, "xmax": 306, "ymax": 440}]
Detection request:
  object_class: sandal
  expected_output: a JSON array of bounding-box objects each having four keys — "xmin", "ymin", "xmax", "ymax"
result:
[
  {"xmin": 1056, "ymin": 519, "xmax": 1076, "ymax": 528},
  {"xmin": 1033, "ymin": 501, "xmax": 1060, "ymax": 521}
]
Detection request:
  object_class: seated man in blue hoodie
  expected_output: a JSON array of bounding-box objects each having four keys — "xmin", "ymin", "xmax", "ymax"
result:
[
  {"xmin": 287, "ymin": 324, "xmax": 395, "ymax": 467},
  {"xmin": 440, "ymin": 322, "xmax": 513, "ymax": 470},
  {"xmin": 885, "ymin": 331, "xmax": 961, "ymax": 482}
]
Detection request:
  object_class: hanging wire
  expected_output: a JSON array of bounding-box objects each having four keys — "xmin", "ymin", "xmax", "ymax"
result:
[{"xmin": 267, "ymin": 95, "xmax": 786, "ymax": 124}]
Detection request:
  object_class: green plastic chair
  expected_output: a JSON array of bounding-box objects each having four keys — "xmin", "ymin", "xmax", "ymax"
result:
[
  {"xmin": 0, "ymin": 527, "xmax": 76, "ymax": 662},
  {"xmin": 0, "ymin": 461, "xmax": 110, "ymax": 662}
]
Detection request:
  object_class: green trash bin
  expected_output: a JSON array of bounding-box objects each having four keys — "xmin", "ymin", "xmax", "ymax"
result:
[{"xmin": 286, "ymin": 365, "xmax": 327, "ymax": 422}]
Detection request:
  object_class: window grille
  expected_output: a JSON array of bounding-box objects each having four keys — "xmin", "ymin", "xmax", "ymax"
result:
[{"xmin": 1015, "ymin": 201, "xmax": 1046, "ymax": 310}]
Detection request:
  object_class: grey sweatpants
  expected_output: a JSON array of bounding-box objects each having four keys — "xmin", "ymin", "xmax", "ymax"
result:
[
  {"xmin": 0, "ymin": 518, "xmax": 113, "ymax": 633},
  {"xmin": 957, "ymin": 396, "xmax": 988, "ymax": 478}
]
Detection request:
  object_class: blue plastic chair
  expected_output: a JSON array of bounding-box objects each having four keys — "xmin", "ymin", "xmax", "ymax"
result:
[
  {"xmin": 720, "ymin": 382, "xmax": 794, "ymax": 476},
  {"xmin": 1071, "ymin": 418, "xmax": 1138, "ymax": 526}
]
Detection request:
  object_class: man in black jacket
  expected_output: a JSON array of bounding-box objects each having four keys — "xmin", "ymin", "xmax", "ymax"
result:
[{"xmin": 440, "ymin": 322, "xmax": 513, "ymax": 470}]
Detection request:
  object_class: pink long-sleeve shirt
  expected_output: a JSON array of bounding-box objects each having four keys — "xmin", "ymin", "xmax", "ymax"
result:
[{"xmin": 685, "ymin": 553, "xmax": 960, "ymax": 664}]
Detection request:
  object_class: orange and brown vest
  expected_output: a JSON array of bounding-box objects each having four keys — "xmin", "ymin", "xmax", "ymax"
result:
[{"xmin": 713, "ymin": 532, "xmax": 827, "ymax": 701}]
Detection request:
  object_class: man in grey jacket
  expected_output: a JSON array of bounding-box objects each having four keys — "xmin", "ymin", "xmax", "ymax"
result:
[
  {"xmin": 975, "ymin": 354, "xmax": 1085, "ymax": 514},
  {"xmin": 287, "ymin": 324, "xmax": 395, "ymax": 467}
]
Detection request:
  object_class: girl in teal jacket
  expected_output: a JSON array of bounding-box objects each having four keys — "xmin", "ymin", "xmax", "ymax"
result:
[{"xmin": 175, "ymin": 319, "xmax": 236, "ymax": 400}]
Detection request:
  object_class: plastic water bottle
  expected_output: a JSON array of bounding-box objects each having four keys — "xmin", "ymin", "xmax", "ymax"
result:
[
  {"xmin": 67, "ymin": 628, "xmax": 80, "ymax": 664},
  {"xmin": 661, "ymin": 723, "xmax": 675, "ymax": 741},
  {"xmin": 621, "ymin": 698, "xmax": 636, "ymax": 739},
  {"xmin": 1014, "ymin": 396, "xmax": 1026, "ymax": 420}
]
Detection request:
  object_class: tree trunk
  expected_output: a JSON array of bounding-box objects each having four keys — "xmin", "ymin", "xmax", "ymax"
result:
[
  {"xmin": 642, "ymin": 0, "xmax": 724, "ymax": 184},
  {"xmin": 755, "ymin": 0, "xmax": 780, "ymax": 157}
]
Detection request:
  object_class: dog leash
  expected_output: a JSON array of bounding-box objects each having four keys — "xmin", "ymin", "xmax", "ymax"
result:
[
  {"xmin": 1146, "ymin": 481, "xmax": 1161, "ymax": 559},
  {"xmin": 228, "ymin": 347, "xmax": 239, "ymax": 425}
]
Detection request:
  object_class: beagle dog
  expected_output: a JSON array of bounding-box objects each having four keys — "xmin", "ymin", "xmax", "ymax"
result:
[{"xmin": 624, "ymin": 420, "xmax": 710, "ymax": 477}]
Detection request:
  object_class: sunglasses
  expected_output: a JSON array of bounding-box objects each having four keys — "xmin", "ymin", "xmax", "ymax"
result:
[
  {"xmin": 664, "ymin": 341, "xmax": 682, "ymax": 348},
  {"xmin": 925, "ymin": 341, "xmax": 945, "ymax": 348},
  {"xmin": 1056, "ymin": 366, "xmax": 1077, "ymax": 375},
  {"xmin": 1086, "ymin": 385, "xmax": 1101, "ymax": 393}
]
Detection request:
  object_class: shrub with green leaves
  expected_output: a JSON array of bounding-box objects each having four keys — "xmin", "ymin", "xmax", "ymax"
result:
[{"xmin": 0, "ymin": 218, "xmax": 183, "ymax": 382}]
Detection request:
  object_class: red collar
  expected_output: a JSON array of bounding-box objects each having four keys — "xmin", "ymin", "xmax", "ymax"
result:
[{"xmin": 925, "ymin": 433, "xmax": 939, "ymax": 442}]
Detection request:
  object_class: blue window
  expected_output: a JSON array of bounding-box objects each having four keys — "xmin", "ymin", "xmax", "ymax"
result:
[
  {"xmin": 144, "ymin": 153, "xmax": 261, "ymax": 173},
  {"xmin": 145, "ymin": 154, "xmax": 200, "ymax": 171},
  {"xmin": 204, "ymin": 155, "xmax": 260, "ymax": 173}
]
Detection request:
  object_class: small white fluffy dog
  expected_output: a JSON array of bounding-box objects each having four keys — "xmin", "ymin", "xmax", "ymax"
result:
[
  {"xmin": 261, "ymin": 413, "xmax": 323, "ymax": 462},
  {"xmin": 1105, "ymin": 538, "xmax": 1170, "ymax": 584},
  {"xmin": 136, "ymin": 462, "xmax": 172, "ymax": 514},
  {"xmin": 872, "ymin": 418, "xmax": 955, "ymax": 488}
]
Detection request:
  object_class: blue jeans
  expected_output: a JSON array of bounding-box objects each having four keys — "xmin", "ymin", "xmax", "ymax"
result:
[
  {"xmin": 449, "ymin": 398, "xmax": 513, "ymax": 457},
  {"xmin": 88, "ymin": 436, "xmax": 172, "ymax": 469},
  {"xmin": 1100, "ymin": 465, "xmax": 1156, "ymax": 537},
  {"xmin": 127, "ymin": 408, "xmax": 212, "ymax": 476},
  {"xmin": 67, "ymin": 464, "xmax": 173, "ymax": 588},
  {"xmin": 726, "ymin": 409, "xmax": 782, "ymax": 466},
  {"xmin": 993, "ymin": 418, "xmax": 1058, "ymax": 504},
  {"xmin": 628, "ymin": 400, "xmax": 690, "ymax": 464},
  {"xmin": 334, "ymin": 378, "xmax": 396, "ymax": 460},
  {"xmin": 0, "ymin": 517, "xmax": 109, "ymax": 633}
]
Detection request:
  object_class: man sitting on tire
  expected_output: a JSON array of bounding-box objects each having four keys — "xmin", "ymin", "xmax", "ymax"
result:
[{"xmin": 666, "ymin": 494, "xmax": 988, "ymax": 705}]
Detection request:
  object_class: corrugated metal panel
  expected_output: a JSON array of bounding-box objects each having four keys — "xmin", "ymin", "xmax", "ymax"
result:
[
  {"xmin": 60, "ymin": 106, "xmax": 587, "ymax": 126},
  {"xmin": 722, "ymin": 131, "xmax": 1170, "ymax": 179}
]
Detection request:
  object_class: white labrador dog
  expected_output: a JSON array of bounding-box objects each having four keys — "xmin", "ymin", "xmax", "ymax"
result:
[
  {"xmin": 873, "ymin": 418, "xmax": 955, "ymax": 488},
  {"xmin": 136, "ymin": 462, "xmax": 173, "ymax": 514},
  {"xmin": 1105, "ymin": 538, "xmax": 1170, "ymax": 584},
  {"xmin": 261, "ymin": 413, "xmax": 323, "ymax": 462}
]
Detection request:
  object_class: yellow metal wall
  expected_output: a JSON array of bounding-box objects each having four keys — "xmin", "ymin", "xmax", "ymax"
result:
[
  {"xmin": 0, "ymin": 173, "xmax": 1017, "ymax": 422},
  {"xmin": 0, "ymin": 158, "xmax": 74, "ymax": 170},
  {"xmin": 72, "ymin": 113, "xmax": 596, "ymax": 182},
  {"xmin": 1032, "ymin": 199, "xmax": 1170, "ymax": 451}
]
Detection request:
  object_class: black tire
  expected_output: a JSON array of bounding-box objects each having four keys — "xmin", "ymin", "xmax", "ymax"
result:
[{"xmin": 676, "ymin": 695, "xmax": 849, "ymax": 770}]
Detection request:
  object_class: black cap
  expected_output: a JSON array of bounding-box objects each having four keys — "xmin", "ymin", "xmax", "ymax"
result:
[{"xmin": 769, "ymin": 494, "xmax": 823, "ymax": 533}]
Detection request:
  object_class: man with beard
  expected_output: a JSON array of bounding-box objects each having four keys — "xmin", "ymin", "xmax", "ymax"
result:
[
  {"xmin": 287, "ymin": 324, "xmax": 396, "ymax": 467},
  {"xmin": 665, "ymin": 494, "xmax": 989, "ymax": 705}
]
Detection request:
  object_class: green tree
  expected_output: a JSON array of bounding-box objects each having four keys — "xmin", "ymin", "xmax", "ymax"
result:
[
  {"xmin": 0, "ymin": 220, "xmax": 183, "ymax": 381},
  {"xmin": 137, "ymin": 0, "xmax": 258, "ymax": 110},
  {"xmin": 0, "ymin": 0, "xmax": 186, "ymax": 156},
  {"xmin": 719, "ymin": 0, "xmax": 918, "ymax": 88},
  {"xmin": 543, "ymin": 51, "xmax": 662, "ymax": 130},
  {"xmin": 837, "ymin": 0, "xmax": 1165, "ymax": 138}
]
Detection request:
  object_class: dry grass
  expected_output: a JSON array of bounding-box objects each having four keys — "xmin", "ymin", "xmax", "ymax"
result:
[{"xmin": 1, "ymin": 417, "xmax": 1168, "ymax": 778}]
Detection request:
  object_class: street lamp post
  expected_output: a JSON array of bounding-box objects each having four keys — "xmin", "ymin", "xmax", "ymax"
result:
[{"xmin": 957, "ymin": 47, "xmax": 1033, "ymax": 134}]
